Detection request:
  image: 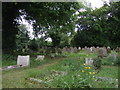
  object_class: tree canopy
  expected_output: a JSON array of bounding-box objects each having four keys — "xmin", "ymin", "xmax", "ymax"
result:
[{"xmin": 2, "ymin": 1, "xmax": 120, "ymax": 53}]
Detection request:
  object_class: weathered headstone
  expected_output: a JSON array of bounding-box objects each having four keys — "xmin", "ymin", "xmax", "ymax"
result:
[
  {"xmin": 36, "ymin": 55, "xmax": 45, "ymax": 61},
  {"xmin": 97, "ymin": 48, "xmax": 107, "ymax": 58},
  {"xmin": 78, "ymin": 47, "xmax": 81, "ymax": 50},
  {"xmin": 17, "ymin": 55, "xmax": 30, "ymax": 66},
  {"xmin": 115, "ymin": 47, "xmax": 120, "ymax": 52},
  {"xmin": 74, "ymin": 47, "xmax": 78, "ymax": 53},
  {"xmin": 107, "ymin": 46, "xmax": 111, "ymax": 54},
  {"xmin": 70, "ymin": 47, "xmax": 74, "ymax": 53},
  {"xmin": 109, "ymin": 54, "xmax": 118, "ymax": 60},
  {"xmin": 58, "ymin": 48, "xmax": 62, "ymax": 54},
  {"xmin": 62, "ymin": 47, "xmax": 67, "ymax": 52},
  {"xmin": 85, "ymin": 58, "xmax": 94, "ymax": 66}
]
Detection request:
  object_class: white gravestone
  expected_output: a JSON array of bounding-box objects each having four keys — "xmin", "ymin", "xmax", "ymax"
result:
[
  {"xmin": 85, "ymin": 58, "xmax": 89, "ymax": 65},
  {"xmin": 36, "ymin": 55, "xmax": 45, "ymax": 61},
  {"xmin": 17, "ymin": 55, "xmax": 30, "ymax": 66},
  {"xmin": 85, "ymin": 58, "xmax": 94, "ymax": 66}
]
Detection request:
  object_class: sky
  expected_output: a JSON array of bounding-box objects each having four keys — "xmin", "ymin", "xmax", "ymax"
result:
[{"xmin": 21, "ymin": 0, "xmax": 110, "ymax": 41}]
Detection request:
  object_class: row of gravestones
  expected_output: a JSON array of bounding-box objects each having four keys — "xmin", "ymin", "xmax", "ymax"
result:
[
  {"xmin": 38, "ymin": 46, "xmax": 120, "ymax": 55},
  {"xmin": 37, "ymin": 47, "xmax": 80, "ymax": 54},
  {"xmin": 85, "ymin": 46, "xmax": 120, "ymax": 66}
]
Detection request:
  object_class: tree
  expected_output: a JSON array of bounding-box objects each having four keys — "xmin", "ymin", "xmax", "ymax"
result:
[
  {"xmin": 16, "ymin": 24, "xmax": 30, "ymax": 52},
  {"xmin": 2, "ymin": 2, "xmax": 85, "ymax": 53},
  {"xmin": 23, "ymin": 2, "xmax": 84, "ymax": 47},
  {"xmin": 74, "ymin": 1, "xmax": 120, "ymax": 48}
]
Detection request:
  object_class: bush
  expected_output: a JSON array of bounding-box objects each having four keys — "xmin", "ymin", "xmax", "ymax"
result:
[{"xmin": 93, "ymin": 58, "xmax": 101, "ymax": 70}]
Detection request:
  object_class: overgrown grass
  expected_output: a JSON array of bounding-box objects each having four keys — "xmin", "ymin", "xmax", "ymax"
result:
[{"xmin": 2, "ymin": 50, "xmax": 119, "ymax": 88}]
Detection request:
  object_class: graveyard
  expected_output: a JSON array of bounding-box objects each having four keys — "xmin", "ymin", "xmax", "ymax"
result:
[
  {"xmin": 2, "ymin": 1, "xmax": 120, "ymax": 89},
  {"xmin": 2, "ymin": 47, "xmax": 119, "ymax": 88}
]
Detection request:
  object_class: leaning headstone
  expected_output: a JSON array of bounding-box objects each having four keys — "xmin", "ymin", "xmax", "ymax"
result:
[
  {"xmin": 17, "ymin": 55, "xmax": 30, "ymax": 66},
  {"xmin": 36, "ymin": 55, "xmax": 45, "ymax": 61}
]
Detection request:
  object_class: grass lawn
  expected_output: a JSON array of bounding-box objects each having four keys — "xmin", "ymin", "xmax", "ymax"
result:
[{"xmin": 2, "ymin": 51, "xmax": 119, "ymax": 88}]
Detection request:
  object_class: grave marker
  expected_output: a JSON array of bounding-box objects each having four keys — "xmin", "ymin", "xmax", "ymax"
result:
[
  {"xmin": 17, "ymin": 55, "xmax": 30, "ymax": 66},
  {"xmin": 36, "ymin": 55, "xmax": 45, "ymax": 61}
]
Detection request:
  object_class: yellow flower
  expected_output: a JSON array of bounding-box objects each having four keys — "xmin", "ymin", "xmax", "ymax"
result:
[
  {"xmin": 89, "ymin": 72, "xmax": 92, "ymax": 74},
  {"xmin": 82, "ymin": 70, "xmax": 84, "ymax": 72},
  {"xmin": 89, "ymin": 72, "xmax": 95, "ymax": 75},
  {"xmin": 85, "ymin": 67, "xmax": 90, "ymax": 69},
  {"xmin": 88, "ymin": 67, "xmax": 90, "ymax": 69},
  {"xmin": 84, "ymin": 64, "xmax": 86, "ymax": 65}
]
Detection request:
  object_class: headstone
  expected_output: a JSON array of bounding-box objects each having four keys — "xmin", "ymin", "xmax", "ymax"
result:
[
  {"xmin": 52, "ymin": 47, "xmax": 56, "ymax": 53},
  {"xmin": 74, "ymin": 47, "xmax": 78, "ymax": 53},
  {"xmin": 36, "ymin": 55, "xmax": 45, "ymax": 61},
  {"xmin": 115, "ymin": 47, "xmax": 120, "ymax": 52},
  {"xmin": 107, "ymin": 46, "xmax": 111, "ymax": 54},
  {"xmin": 85, "ymin": 58, "xmax": 94, "ymax": 66},
  {"xmin": 85, "ymin": 58, "xmax": 89, "ymax": 65},
  {"xmin": 97, "ymin": 48, "xmax": 107, "ymax": 58},
  {"xmin": 70, "ymin": 47, "xmax": 74, "ymax": 53},
  {"xmin": 103, "ymin": 47, "xmax": 107, "ymax": 56},
  {"xmin": 109, "ymin": 54, "xmax": 117, "ymax": 60},
  {"xmin": 58, "ymin": 48, "xmax": 62, "ymax": 54},
  {"xmin": 17, "ymin": 55, "xmax": 30, "ymax": 66},
  {"xmin": 62, "ymin": 47, "xmax": 67, "ymax": 52},
  {"xmin": 89, "ymin": 58, "xmax": 94, "ymax": 65},
  {"xmin": 78, "ymin": 47, "xmax": 81, "ymax": 50}
]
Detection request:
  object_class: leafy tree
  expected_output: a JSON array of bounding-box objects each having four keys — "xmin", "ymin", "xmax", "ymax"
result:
[{"xmin": 16, "ymin": 24, "xmax": 30, "ymax": 52}]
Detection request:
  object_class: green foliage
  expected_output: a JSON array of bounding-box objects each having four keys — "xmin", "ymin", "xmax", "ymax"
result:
[
  {"xmin": 16, "ymin": 24, "xmax": 30, "ymax": 52},
  {"xmin": 29, "ymin": 39, "xmax": 38, "ymax": 51},
  {"xmin": 101, "ymin": 53, "xmax": 120, "ymax": 66},
  {"xmin": 93, "ymin": 58, "xmax": 101, "ymax": 70}
]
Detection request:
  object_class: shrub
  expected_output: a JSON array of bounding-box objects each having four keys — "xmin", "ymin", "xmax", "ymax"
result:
[{"xmin": 93, "ymin": 58, "xmax": 101, "ymax": 70}]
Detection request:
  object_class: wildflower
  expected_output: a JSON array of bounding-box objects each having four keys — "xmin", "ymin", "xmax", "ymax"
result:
[
  {"xmin": 89, "ymin": 72, "xmax": 92, "ymax": 74},
  {"xmin": 84, "ymin": 64, "xmax": 86, "ymax": 65},
  {"xmin": 88, "ymin": 67, "xmax": 90, "ymax": 69},
  {"xmin": 89, "ymin": 72, "xmax": 95, "ymax": 75},
  {"xmin": 82, "ymin": 70, "xmax": 84, "ymax": 72},
  {"xmin": 85, "ymin": 67, "xmax": 91, "ymax": 69}
]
